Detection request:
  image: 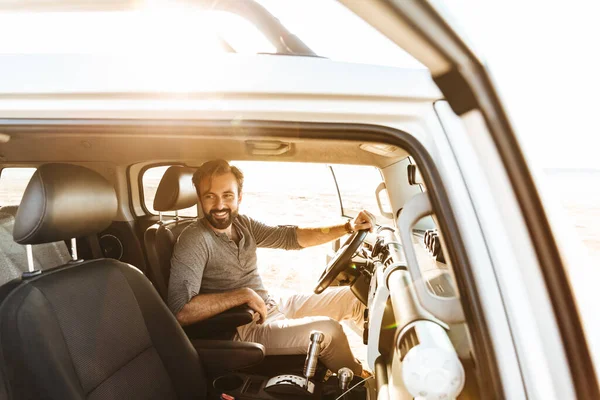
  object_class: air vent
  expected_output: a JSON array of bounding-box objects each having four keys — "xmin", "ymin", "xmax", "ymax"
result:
[
  {"xmin": 399, "ymin": 326, "xmax": 420, "ymax": 361},
  {"xmin": 99, "ymin": 234, "xmax": 124, "ymax": 260},
  {"xmin": 424, "ymin": 229, "xmax": 446, "ymax": 264}
]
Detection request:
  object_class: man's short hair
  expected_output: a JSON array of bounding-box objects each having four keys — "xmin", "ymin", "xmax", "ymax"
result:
[{"xmin": 192, "ymin": 159, "xmax": 244, "ymax": 194}]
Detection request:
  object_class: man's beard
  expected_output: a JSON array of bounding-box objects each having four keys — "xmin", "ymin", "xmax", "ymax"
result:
[{"xmin": 204, "ymin": 208, "xmax": 239, "ymax": 230}]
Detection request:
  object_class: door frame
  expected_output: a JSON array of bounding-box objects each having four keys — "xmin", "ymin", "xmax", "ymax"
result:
[{"xmin": 339, "ymin": 0, "xmax": 599, "ymax": 397}]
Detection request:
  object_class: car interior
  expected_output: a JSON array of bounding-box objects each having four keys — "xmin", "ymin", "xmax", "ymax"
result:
[
  {"xmin": 0, "ymin": 0, "xmax": 595, "ymax": 396},
  {"xmin": 0, "ymin": 120, "xmax": 486, "ymax": 399}
]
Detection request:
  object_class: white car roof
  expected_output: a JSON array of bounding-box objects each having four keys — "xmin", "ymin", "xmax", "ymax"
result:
[{"xmin": 0, "ymin": 54, "xmax": 440, "ymax": 101}]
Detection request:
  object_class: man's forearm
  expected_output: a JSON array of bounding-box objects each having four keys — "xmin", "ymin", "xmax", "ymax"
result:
[
  {"xmin": 175, "ymin": 288, "xmax": 249, "ymax": 326},
  {"xmin": 296, "ymin": 222, "xmax": 349, "ymax": 248}
]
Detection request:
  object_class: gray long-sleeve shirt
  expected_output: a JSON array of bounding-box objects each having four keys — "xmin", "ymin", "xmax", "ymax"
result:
[{"xmin": 167, "ymin": 214, "xmax": 302, "ymax": 315}]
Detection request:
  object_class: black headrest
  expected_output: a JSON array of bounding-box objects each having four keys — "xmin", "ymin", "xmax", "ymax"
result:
[
  {"xmin": 153, "ymin": 166, "xmax": 198, "ymax": 212},
  {"xmin": 13, "ymin": 163, "xmax": 118, "ymax": 245}
]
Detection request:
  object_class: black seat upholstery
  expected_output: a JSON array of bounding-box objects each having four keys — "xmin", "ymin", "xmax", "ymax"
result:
[
  {"xmin": 145, "ymin": 218, "xmax": 195, "ymax": 300},
  {"xmin": 144, "ymin": 166, "xmax": 253, "ymax": 339},
  {"xmin": 0, "ymin": 163, "xmax": 264, "ymax": 399},
  {"xmin": 0, "ymin": 259, "xmax": 208, "ymax": 399},
  {"xmin": 144, "ymin": 165, "xmax": 199, "ymax": 300}
]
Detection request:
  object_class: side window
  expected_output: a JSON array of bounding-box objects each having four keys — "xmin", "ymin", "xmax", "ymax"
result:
[
  {"xmin": 331, "ymin": 164, "xmax": 394, "ymax": 226},
  {"xmin": 0, "ymin": 168, "xmax": 36, "ymax": 206},
  {"xmin": 227, "ymin": 161, "xmax": 341, "ymax": 294},
  {"xmin": 231, "ymin": 161, "xmax": 340, "ymax": 226},
  {"xmin": 142, "ymin": 166, "xmax": 197, "ymax": 217}
]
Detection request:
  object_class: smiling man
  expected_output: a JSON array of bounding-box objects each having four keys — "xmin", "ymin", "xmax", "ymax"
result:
[{"xmin": 168, "ymin": 159, "xmax": 375, "ymax": 376}]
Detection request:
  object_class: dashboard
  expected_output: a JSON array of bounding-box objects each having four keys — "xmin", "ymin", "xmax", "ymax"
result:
[{"xmin": 337, "ymin": 225, "xmax": 480, "ymax": 399}]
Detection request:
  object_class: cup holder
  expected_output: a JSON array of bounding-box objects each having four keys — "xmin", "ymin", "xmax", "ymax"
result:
[{"xmin": 213, "ymin": 374, "xmax": 244, "ymax": 392}]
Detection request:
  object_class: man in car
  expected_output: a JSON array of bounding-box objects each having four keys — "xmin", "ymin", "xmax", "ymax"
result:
[{"xmin": 168, "ymin": 159, "xmax": 375, "ymax": 377}]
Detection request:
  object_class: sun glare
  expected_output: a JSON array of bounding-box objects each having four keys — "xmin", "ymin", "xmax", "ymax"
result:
[{"xmin": 0, "ymin": 4, "xmax": 275, "ymax": 55}]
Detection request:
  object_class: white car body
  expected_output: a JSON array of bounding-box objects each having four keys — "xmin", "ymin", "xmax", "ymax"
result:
[{"xmin": 0, "ymin": 2, "xmax": 598, "ymax": 399}]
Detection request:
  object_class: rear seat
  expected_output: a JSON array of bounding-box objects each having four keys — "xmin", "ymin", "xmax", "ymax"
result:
[{"xmin": 0, "ymin": 205, "xmax": 71, "ymax": 285}]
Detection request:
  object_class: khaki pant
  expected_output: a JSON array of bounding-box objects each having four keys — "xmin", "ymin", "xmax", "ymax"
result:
[{"xmin": 234, "ymin": 287, "xmax": 365, "ymax": 375}]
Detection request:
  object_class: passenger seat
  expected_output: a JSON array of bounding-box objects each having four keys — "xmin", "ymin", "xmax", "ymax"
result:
[
  {"xmin": 0, "ymin": 205, "xmax": 71, "ymax": 285},
  {"xmin": 0, "ymin": 163, "xmax": 265, "ymax": 399}
]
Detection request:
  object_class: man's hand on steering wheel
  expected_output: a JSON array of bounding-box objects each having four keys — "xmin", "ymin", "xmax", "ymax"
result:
[
  {"xmin": 314, "ymin": 210, "xmax": 377, "ymax": 294},
  {"xmin": 349, "ymin": 210, "xmax": 377, "ymax": 233}
]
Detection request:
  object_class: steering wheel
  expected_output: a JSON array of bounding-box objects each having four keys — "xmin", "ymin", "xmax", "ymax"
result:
[{"xmin": 314, "ymin": 229, "xmax": 369, "ymax": 294}]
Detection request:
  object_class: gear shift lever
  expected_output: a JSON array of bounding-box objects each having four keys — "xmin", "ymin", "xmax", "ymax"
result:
[
  {"xmin": 337, "ymin": 367, "xmax": 354, "ymax": 392},
  {"xmin": 303, "ymin": 330, "xmax": 324, "ymax": 388},
  {"xmin": 264, "ymin": 331, "xmax": 323, "ymax": 396}
]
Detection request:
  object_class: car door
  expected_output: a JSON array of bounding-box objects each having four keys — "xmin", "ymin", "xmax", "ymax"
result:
[{"xmin": 340, "ymin": 1, "xmax": 600, "ymax": 399}]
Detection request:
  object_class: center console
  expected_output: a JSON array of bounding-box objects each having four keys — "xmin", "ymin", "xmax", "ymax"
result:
[
  {"xmin": 210, "ymin": 372, "xmax": 367, "ymax": 400},
  {"xmin": 209, "ymin": 330, "xmax": 368, "ymax": 400}
]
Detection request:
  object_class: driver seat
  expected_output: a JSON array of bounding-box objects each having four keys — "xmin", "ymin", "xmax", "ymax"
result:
[
  {"xmin": 142, "ymin": 166, "xmax": 328, "ymax": 378},
  {"xmin": 0, "ymin": 164, "xmax": 210, "ymax": 399},
  {"xmin": 144, "ymin": 166, "xmax": 253, "ymax": 339},
  {"xmin": 143, "ymin": 165, "xmax": 198, "ymax": 301}
]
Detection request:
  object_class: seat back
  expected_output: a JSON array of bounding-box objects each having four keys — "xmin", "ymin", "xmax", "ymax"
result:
[
  {"xmin": 0, "ymin": 260, "xmax": 207, "ymax": 400},
  {"xmin": 145, "ymin": 218, "xmax": 195, "ymax": 300},
  {"xmin": 0, "ymin": 163, "xmax": 207, "ymax": 399},
  {"xmin": 144, "ymin": 166, "xmax": 198, "ymax": 302}
]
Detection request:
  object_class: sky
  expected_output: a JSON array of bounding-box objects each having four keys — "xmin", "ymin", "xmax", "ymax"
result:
[
  {"xmin": 0, "ymin": 0, "xmax": 598, "ymax": 169},
  {"xmin": 436, "ymin": 0, "xmax": 600, "ymax": 170},
  {"xmin": 257, "ymin": 0, "xmax": 600, "ymax": 169}
]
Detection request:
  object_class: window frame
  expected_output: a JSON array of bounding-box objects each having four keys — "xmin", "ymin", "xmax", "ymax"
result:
[
  {"xmin": 0, "ymin": 117, "xmax": 506, "ymax": 398},
  {"xmin": 140, "ymin": 160, "xmax": 353, "ymax": 220}
]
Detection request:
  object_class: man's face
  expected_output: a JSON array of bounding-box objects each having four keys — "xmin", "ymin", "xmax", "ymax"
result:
[{"xmin": 197, "ymin": 172, "xmax": 241, "ymax": 230}]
